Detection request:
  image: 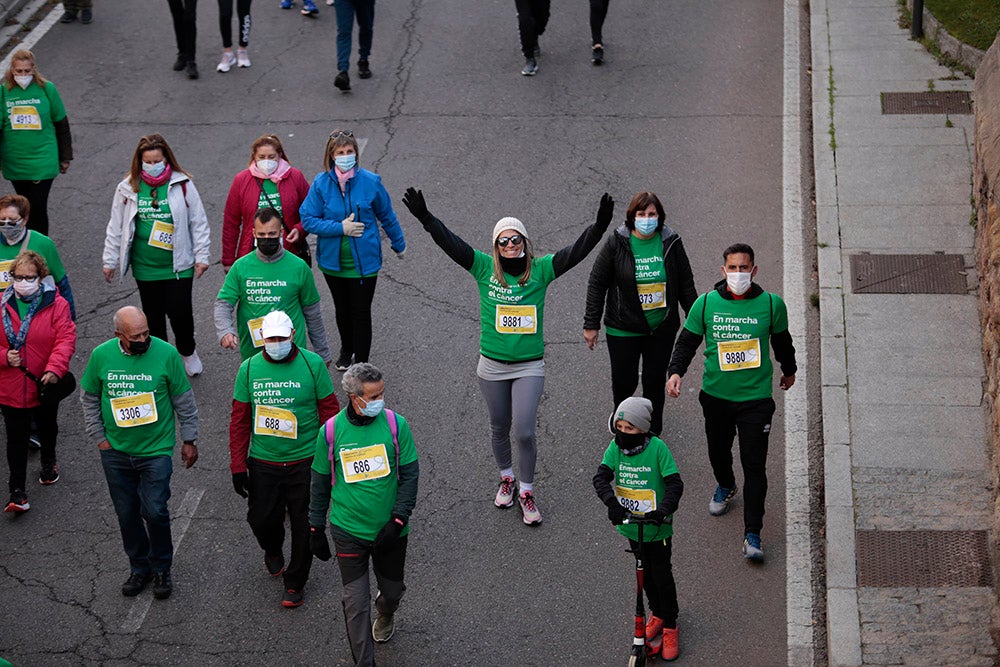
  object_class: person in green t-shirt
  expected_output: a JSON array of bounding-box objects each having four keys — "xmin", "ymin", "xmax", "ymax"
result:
[
  {"xmin": 666, "ymin": 243, "xmax": 798, "ymax": 562},
  {"xmin": 309, "ymin": 362, "xmax": 418, "ymax": 665},
  {"xmin": 228, "ymin": 310, "xmax": 340, "ymax": 608},
  {"xmin": 401, "ymin": 187, "xmax": 612, "ymax": 526},
  {"xmin": 584, "ymin": 191, "xmax": 697, "ymax": 436},
  {"xmin": 216, "ymin": 207, "xmax": 331, "ymax": 363},
  {"xmin": 80, "ymin": 306, "xmax": 200, "ymax": 601},
  {"xmin": 0, "ymin": 49, "xmax": 72, "ymax": 236},
  {"xmin": 593, "ymin": 397, "xmax": 684, "ymax": 661}
]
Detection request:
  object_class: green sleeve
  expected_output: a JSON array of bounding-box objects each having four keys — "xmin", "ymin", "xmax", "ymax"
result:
[
  {"xmin": 311, "ymin": 354, "xmax": 335, "ymax": 398},
  {"xmin": 656, "ymin": 439, "xmax": 679, "ymax": 478},
  {"xmin": 300, "ymin": 263, "xmax": 321, "ymax": 307},
  {"xmin": 233, "ymin": 358, "xmax": 251, "ymax": 401},
  {"xmin": 45, "ymin": 82, "xmax": 67, "ymax": 122},
  {"xmin": 600, "ymin": 441, "xmax": 618, "ymax": 472},
  {"xmin": 771, "ymin": 294, "xmax": 789, "ymax": 333},
  {"xmin": 166, "ymin": 348, "xmax": 193, "ymax": 396},
  {"xmin": 395, "ymin": 414, "xmax": 418, "ymax": 466},
  {"xmin": 311, "ymin": 426, "xmax": 332, "ymax": 475},
  {"xmin": 80, "ymin": 346, "xmax": 103, "ymax": 393},
  {"xmin": 683, "ymin": 293, "xmax": 708, "ymax": 335},
  {"xmin": 535, "ymin": 254, "xmax": 557, "ymax": 285},
  {"xmin": 216, "ymin": 263, "xmax": 241, "ymax": 305},
  {"xmin": 35, "ymin": 235, "xmax": 65, "ymax": 281},
  {"xmin": 470, "ymin": 250, "xmax": 492, "ymax": 280}
]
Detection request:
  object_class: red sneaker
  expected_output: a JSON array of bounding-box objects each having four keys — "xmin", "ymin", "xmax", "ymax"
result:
[
  {"xmin": 645, "ymin": 615, "xmax": 665, "ymax": 655},
  {"xmin": 661, "ymin": 627, "xmax": 679, "ymax": 661}
]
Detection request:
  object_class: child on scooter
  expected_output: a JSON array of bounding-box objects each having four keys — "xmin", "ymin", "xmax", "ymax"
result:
[{"xmin": 593, "ymin": 396, "xmax": 684, "ymax": 661}]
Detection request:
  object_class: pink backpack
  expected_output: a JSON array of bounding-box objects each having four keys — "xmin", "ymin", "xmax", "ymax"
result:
[{"xmin": 324, "ymin": 410, "xmax": 399, "ymax": 486}]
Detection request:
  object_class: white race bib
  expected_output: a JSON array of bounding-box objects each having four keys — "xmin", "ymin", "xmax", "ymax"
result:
[
  {"xmin": 247, "ymin": 316, "xmax": 265, "ymax": 348},
  {"xmin": 637, "ymin": 282, "xmax": 666, "ymax": 311},
  {"xmin": 147, "ymin": 219, "xmax": 174, "ymax": 251},
  {"xmin": 110, "ymin": 392, "xmax": 158, "ymax": 428},
  {"xmin": 253, "ymin": 405, "xmax": 298, "ymax": 439},
  {"xmin": 10, "ymin": 105, "xmax": 40, "ymax": 130},
  {"xmin": 495, "ymin": 304, "xmax": 537, "ymax": 334},
  {"xmin": 339, "ymin": 444, "xmax": 391, "ymax": 483},
  {"xmin": 615, "ymin": 485, "xmax": 656, "ymax": 514},
  {"xmin": 717, "ymin": 338, "xmax": 761, "ymax": 371},
  {"xmin": 0, "ymin": 259, "xmax": 13, "ymax": 289}
]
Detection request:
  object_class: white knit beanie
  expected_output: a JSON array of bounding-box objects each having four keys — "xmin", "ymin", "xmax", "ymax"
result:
[{"xmin": 492, "ymin": 217, "xmax": 529, "ymax": 244}]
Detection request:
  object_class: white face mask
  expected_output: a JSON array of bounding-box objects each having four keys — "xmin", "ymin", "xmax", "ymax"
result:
[
  {"xmin": 14, "ymin": 75, "xmax": 32, "ymax": 89},
  {"xmin": 13, "ymin": 277, "xmax": 39, "ymax": 298},
  {"xmin": 725, "ymin": 271, "xmax": 753, "ymax": 296},
  {"xmin": 142, "ymin": 161, "xmax": 166, "ymax": 178},
  {"xmin": 256, "ymin": 159, "xmax": 278, "ymax": 175}
]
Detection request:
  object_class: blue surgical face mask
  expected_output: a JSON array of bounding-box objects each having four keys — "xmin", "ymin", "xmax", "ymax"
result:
[
  {"xmin": 334, "ymin": 154, "xmax": 356, "ymax": 172},
  {"xmin": 265, "ymin": 339, "xmax": 292, "ymax": 360},
  {"xmin": 358, "ymin": 397, "xmax": 384, "ymax": 417},
  {"xmin": 634, "ymin": 217, "xmax": 658, "ymax": 236},
  {"xmin": 142, "ymin": 161, "xmax": 166, "ymax": 178}
]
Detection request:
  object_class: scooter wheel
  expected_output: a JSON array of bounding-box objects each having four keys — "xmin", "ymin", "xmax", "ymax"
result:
[{"xmin": 627, "ymin": 651, "xmax": 646, "ymax": 667}]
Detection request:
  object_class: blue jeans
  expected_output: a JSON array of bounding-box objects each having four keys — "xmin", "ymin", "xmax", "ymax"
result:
[
  {"xmin": 334, "ymin": 0, "xmax": 375, "ymax": 72},
  {"xmin": 100, "ymin": 448, "xmax": 173, "ymax": 575}
]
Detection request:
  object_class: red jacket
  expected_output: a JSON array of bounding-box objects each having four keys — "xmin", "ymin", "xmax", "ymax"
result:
[
  {"xmin": 0, "ymin": 285, "xmax": 76, "ymax": 409},
  {"xmin": 221, "ymin": 167, "xmax": 311, "ymax": 268}
]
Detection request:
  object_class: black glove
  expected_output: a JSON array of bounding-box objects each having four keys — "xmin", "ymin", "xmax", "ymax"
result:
[
  {"xmin": 373, "ymin": 516, "xmax": 406, "ymax": 548},
  {"xmin": 310, "ymin": 526, "xmax": 332, "ymax": 561},
  {"xmin": 604, "ymin": 497, "xmax": 629, "ymax": 525},
  {"xmin": 596, "ymin": 192, "xmax": 615, "ymax": 230},
  {"xmin": 645, "ymin": 508, "xmax": 671, "ymax": 525},
  {"xmin": 402, "ymin": 187, "xmax": 431, "ymax": 222},
  {"xmin": 232, "ymin": 472, "xmax": 249, "ymax": 498}
]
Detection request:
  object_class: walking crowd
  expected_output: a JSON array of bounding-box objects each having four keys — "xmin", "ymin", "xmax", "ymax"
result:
[{"xmin": 0, "ymin": 9, "xmax": 797, "ymax": 662}]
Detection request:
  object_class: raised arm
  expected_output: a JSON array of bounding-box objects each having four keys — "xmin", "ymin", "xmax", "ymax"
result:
[
  {"xmin": 552, "ymin": 193, "xmax": 614, "ymax": 277},
  {"xmin": 401, "ymin": 187, "xmax": 475, "ymax": 270}
]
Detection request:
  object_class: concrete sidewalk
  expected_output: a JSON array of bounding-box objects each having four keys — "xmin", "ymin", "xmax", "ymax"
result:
[{"xmin": 811, "ymin": 0, "xmax": 997, "ymax": 665}]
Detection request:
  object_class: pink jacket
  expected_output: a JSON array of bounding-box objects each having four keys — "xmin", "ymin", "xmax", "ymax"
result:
[
  {"xmin": 0, "ymin": 283, "xmax": 76, "ymax": 409},
  {"xmin": 221, "ymin": 167, "xmax": 311, "ymax": 268}
]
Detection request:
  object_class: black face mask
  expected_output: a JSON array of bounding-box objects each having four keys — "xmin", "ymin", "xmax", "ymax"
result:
[
  {"xmin": 256, "ymin": 237, "xmax": 281, "ymax": 256},
  {"xmin": 614, "ymin": 429, "xmax": 646, "ymax": 451},
  {"xmin": 127, "ymin": 338, "xmax": 150, "ymax": 355},
  {"xmin": 499, "ymin": 255, "xmax": 527, "ymax": 276}
]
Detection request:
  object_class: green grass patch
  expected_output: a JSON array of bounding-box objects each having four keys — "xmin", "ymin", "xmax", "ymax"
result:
[{"xmin": 925, "ymin": 0, "xmax": 1000, "ymax": 51}]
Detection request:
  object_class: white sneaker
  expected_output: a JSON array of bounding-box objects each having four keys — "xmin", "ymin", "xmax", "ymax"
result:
[
  {"xmin": 494, "ymin": 476, "xmax": 515, "ymax": 508},
  {"xmin": 518, "ymin": 491, "xmax": 542, "ymax": 525},
  {"xmin": 325, "ymin": 0, "xmax": 334, "ymax": 5},
  {"xmin": 237, "ymin": 49, "xmax": 251, "ymax": 68},
  {"xmin": 182, "ymin": 351, "xmax": 203, "ymax": 377},
  {"xmin": 216, "ymin": 51, "xmax": 237, "ymax": 73}
]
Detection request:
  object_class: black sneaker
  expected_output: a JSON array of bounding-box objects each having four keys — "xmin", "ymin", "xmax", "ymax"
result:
[
  {"xmin": 152, "ymin": 571, "xmax": 173, "ymax": 599},
  {"xmin": 358, "ymin": 60, "xmax": 372, "ymax": 79},
  {"xmin": 122, "ymin": 572, "xmax": 153, "ymax": 597},
  {"xmin": 335, "ymin": 352, "xmax": 353, "ymax": 372},
  {"xmin": 59, "ymin": 10, "xmax": 77, "ymax": 23},
  {"xmin": 282, "ymin": 588, "xmax": 303, "ymax": 608},
  {"xmin": 4, "ymin": 489, "xmax": 29, "ymax": 513},
  {"xmin": 521, "ymin": 57, "xmax": 538, "ymax": 76},
  {"xmin": 81, "ymin": 8, "xmax": 92, "ymax": 23},
  {"xmin": 39, "ymin": 463, "xmax": 59, "ymax": 485},
  {"xmin": 173, "ymin": 54, "xmax": 187, "ymax": 71},
  {"xmin": 264, "ymin": 553, "xmax": 285, "ymax": 577},
  {"xmin": 186, "ymin": 61, "xmax": 199, "ymax": 80},
  {"xmin": 591, "ymin": 45, "xmax": 604, "ymax": 65},
  {"xmin": 334, "ymin": 70, "xmax": 351, "ymax": 92}
]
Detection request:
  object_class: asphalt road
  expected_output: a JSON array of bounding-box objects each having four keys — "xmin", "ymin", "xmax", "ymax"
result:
[{"xmin": 0, "ymin": 0, "xmax": 799, "ymax": 664}]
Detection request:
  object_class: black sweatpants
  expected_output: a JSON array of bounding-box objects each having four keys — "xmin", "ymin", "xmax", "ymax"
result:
[
  {"xmin": 628, "ymin": 536, "xmax": 678, "ymax": 627},
  {"xmin": 11, "ymin": 179, "xmax": 54, "ymax": 235},
  {"xmin": 247, "ymin": 458, "xmax": 312, "ymax": 591},
  {"xmin": 167, "ymin": 0, "xmax": 198, "ymax": 61},
  {"xmin": 218, "ymin": 0, "xmax": 251, "ymax": 48},
  {"xmin": 606, "ymin": 330, "xmax": 675, "ymax": 436},
  {"xmin": 514, "ymin": 0, "xmax": 550, "ymax": 58},
  {"xmin": 135, "ymin": 277, "xmax": 196, "ymax": 356},
  {"xmin": 698, "ymin": 391, "xmax": 776, "ymax": 535},
  {"xmin": 323, "ymin": 273, "xmax": 378, "ymax": 363},
  {"xmin": 2, "ymin": 402, "xmax": 58, "ymax": 492},
  {"xmin": 589, "ymin": 0, "xmax": 610, "ymax": 44}
]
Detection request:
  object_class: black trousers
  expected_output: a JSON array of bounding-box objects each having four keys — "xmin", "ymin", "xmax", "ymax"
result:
[
  {"xmin": 323, "ymin": 273, "xmax": 378, "ymax": 363},
  {"xmin": 167, "ymin": 0, "xmax": 198, "ymax": 61},
  {"xmin": 628, "ymin": 536, "xmax": 678, "ymax": 627},
  {"xmin": 135, "ymin": 277, "xmax": 196, "ymax": 356},
  {"xmin": 698, "ymin": 391, "xmax": 776, "ymax": 535},
  {"xmin": 11, "ymin": 179, "xmax": 54, "ymax": 235},
  {"xmin": 514, "ymin": 0, "xmax": 550, "ymax": 57},
  {"xmin": 589, "ymin": 0, "xmax": 610, "ymax": 44},
  {"xmin": 218, "ymin": 0, "xmax": 251, "ymax": 48},
  {"xmin": 247, "ymin": 458, "xmax": 312, "ymax": 590},
  {"xmin": 606, "ymin": 330, "xmax": 675, "ymax": 436},
  {"xmin": 2, "ymin": 402, "xmax": 58, "ymax": 492}
]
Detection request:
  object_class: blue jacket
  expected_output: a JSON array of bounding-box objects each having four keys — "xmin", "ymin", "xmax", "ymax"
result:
[{"xmin": 299, "ymin": 168, "xmax": 406, "ymax": 275}]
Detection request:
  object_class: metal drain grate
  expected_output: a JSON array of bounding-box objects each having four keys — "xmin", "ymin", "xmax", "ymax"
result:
[
  {"xmin": 849, "ymin": 254, "xmax": 967, "ymax": 294},
  {"xmin": 857, "ymin": 530, "xmax": 991, "ymax": 587},
  {"xmin": 881, "ymin": 91, "xmax": 972, "ymax": 114}
]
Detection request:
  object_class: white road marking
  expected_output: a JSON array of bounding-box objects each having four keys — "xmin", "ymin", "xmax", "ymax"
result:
[{"xmin": 0, "ymin": 2, "xmax": 62, "ymax": 73}]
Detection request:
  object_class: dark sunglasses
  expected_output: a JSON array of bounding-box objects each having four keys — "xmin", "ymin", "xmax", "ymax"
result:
[
  {"xmin": 329, "ymin": 130, "xmax": 355, "ymax": 139},
  {"xmin": 0, "ymin": 218, "xmax": 22, "ymax": 227},
  {"xmin": 496, "ymin": 235, "xmax": 524, "ymax": 248}
]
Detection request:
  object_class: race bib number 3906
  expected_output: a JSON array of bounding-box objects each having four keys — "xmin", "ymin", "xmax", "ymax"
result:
[
  {"xmin": 339, "ymin": 444, "xmax": 391, "ymax": 483},
  {"xmin": 110, "ymin": 392, "xmax": 158, "ymax": 428},
  {"xmin": 495, "ymin": 304, "xmax": 537, "ymax": 334},
  {"xmin": 717, "ymin": 338, "xmax": 762, "ymax": 371}
]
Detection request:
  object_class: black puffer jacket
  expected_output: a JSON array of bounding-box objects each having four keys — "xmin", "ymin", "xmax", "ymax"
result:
[{"xmin": 584, "ymin": 223, "xmax": 698, "ymax": 337}]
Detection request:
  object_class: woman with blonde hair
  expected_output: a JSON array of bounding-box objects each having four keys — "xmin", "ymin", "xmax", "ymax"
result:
[
  {"xmin": 102, "ymin": 134, "xmax": 211, "ymax": 377},
  {"xmin": 300, "ymin": 129, "xmax": 405, "ymax": 370},
  {"xmin": 400, "ymin": 187, "xmax": 613, "ymax": 525},
  {"xmin": 222, "ymin": 134, "xmax": 311, "ymax": 270},
  {"xmin": 0, "ymin": 49, "xmax": 73, "ymax": 235}
]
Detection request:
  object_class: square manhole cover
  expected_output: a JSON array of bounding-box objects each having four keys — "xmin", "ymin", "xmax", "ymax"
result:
[
  {"xmin": 849, "ymin": 254, "xmax": 967, "ymax": 294},
  {"xmin": 857, "ymin": 530, "xmax": 991, "ymax": 587},
  {"xmin": 881, "ymin": 91, "xmax": 972, "ymax": 114}
]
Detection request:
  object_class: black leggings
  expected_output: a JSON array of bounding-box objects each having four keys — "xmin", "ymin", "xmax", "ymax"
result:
[
  {"xmin": 3, "ymin": 402, "xmax": 58, "ymax": 492},
  {"xmin": 218, "ymin": 0, "xmax": 251, "ymax": 48},
  {"xmin": 589, "ymin": 0, "xmax": 610, "ymax": 44},
  {"xmin": 323, "ymin": 273, "xmax": 378, "ymax": 363},
  {"xmin": 606, "ymin": 330, "xmax": 675, "ymax": 436},
  {"xmin": 167, "ymin": 0, "xmax": 198, "ymax": 61},
  {"xmin": 628, "ymin": 536, "xmax": 678, "ymax": 627},
  {"xmin": 135, "ymin": 277, "xmax": 196, "ymax": 356},
  {"xmin": 514, "ymin": 0, "xmax": 550, "ymax": 57},
  {"xmin": 11, "ymin": 179, "xmax": 54, "ymax": 235}
]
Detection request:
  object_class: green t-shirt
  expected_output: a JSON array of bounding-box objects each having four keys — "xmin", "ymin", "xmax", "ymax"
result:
[
  {"xmin": 80, "ymin": 337, "xmax": 192, "ymax": 457},
  {"xmin": 0, "ymin": 230, "xmax": 66, "ymax": 289},
  {"xmin": 601, "ymin": 436, "xmax": 679, "ymax": 542},
  {"xmin": 257, "ymin": 178, "xmax": 282, "ymax": 217},
  {"xmin": 469, "ymin": 250, "xmax": 557, "ymax": 362},
  {"xmin": 319, "ymin": 237, "xmax": 376, "ymax": 280},
  {"xmin": 0, "ymin": 81, "xmax": 67, "ymax": 181},
  {"xmin": 234, "ymin": 348, "xmax": 335, "ymax": 462},
  {"xmin": 311, "ymin": 409, "xmax": 418, "ymax": 541},
  {"xmin": 217, "ymin": 250, "xmax": 321, "ymax": 360},
  {"xmin": 131, "ymin": 181, "xmax": 193, "ymax": 281},
  {"xmin": 607, "ymin": 234, "xmax": 668, "ymax": 337},
  {"xmin": 683, "ymin": 289, "xmax": 788, "ymax": 401},
  {"xmin": 13, "ymin": 295, "xmax": 30, "ymax": 318}
]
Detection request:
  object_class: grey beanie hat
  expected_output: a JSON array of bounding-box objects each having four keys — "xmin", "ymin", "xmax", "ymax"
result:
[{"xmin": 612, "ymin": 396, "xmax": 653, "ymax": 433}]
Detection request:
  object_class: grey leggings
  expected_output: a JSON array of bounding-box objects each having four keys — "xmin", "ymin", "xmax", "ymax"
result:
[{"xmin": 478, "ymin": 375, "xmax": 545, "ymax": 484}]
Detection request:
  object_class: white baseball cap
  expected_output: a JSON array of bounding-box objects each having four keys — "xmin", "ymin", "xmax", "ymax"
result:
[
  {"xmin": 260, "ymin": 310, "xmax": 293, "ymax": 339},
  {"xmin": 492, "ymin": 217, "xmax": 529, "ymax": 244}
]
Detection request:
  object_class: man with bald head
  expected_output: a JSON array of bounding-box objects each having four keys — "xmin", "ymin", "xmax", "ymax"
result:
[{"xmin": 80, "ymin": 306, "xmax": 199, "ymax": 600}]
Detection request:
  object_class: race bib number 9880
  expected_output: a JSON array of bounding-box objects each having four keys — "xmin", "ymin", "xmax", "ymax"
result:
[{"xmin": 717, "ymin": 338, "xmax": 761, "ymax": 371}]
